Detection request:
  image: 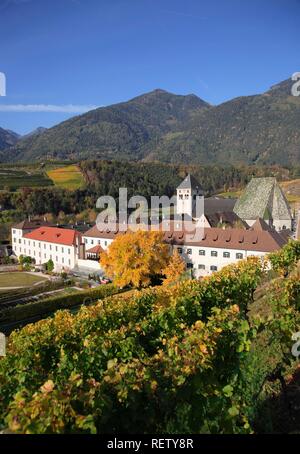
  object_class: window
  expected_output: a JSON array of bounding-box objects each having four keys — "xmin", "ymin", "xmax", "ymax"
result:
[
  {"xmin": 98, "ymin": 240, "xmax": 101, "ymax": 245},
  {"xmin": 211, "ymin": 251, "xmax": 218, "ymax": 257},
  {"xmin": 56, "ymin": 256, "xmax": 58, "ymax": 262},
  {"xmin": 38, "ymin": 242, "xmax": 41, "ymax": 248},
  {"xmin": 44, "ymin": 244, "xmax": 46, "ymax": 249},
  {"xmin": 210, "ymin": 266, "xmax": 218, "ymax": 272},
  {"xmin": 62, "ymin": 258, "xmax": 64, "ymax": 264},
  {"xmin": 223, "ymin": 252, "xmax": 230, "ymax": 258},
  {"xmin": 236, "ymin": 253, "xmax": 243, "ymax": 259},
  {"xmin": 179, "ymin": 194, "xmax": 183, "ymax": 200},
  {"xmin": 55, "ymin": 246, "xmax": 58, "ymax": 252},
  {"xmin": 50, "ymin": 245, "xmax": 52, "ymax": 251},
  {"xmin": 85, "ymin": 239, "xmax": 88, "ymax": 244},
  {"xmin": 44, "ymin": 254, "xmax": 46, "ymax": 259},
  {"xmin": 199, "ymin": 250, "xmax": 205, "ymax": 256},
  {"xmin": 91, "ymin": 240, "xmax": 94, "ymax": 245},
  {"xmin": 18, "ymin": 239, "xmax": 21, "ymax": 244},
  {"xmin": 68, "ymin": 259, "xmax": 71, "ymax": 266},
  {"xmin": 186, "ymin": 263, "xmax": 194, "ymax": 269},
  {"xmin": 61, "ymin": 247, "xmax": 64, "ymax": 253},
  {"xmin": 68, "ymin": 248, "xmax": 71, "ymax": 254},
  {"xmin": 33, "ymin": 241, "xmax": 35, "ymax": 247},
  {"xmin": 198, "ymin": 264, "xmax": 205, "ymax": 270},
  {"xmin": 105, "ymin": 241, "xmax": 107, "ymax": 246},
  {"xmin": 187, "ymin": 248, "xmax": 192, "ymax": 255},
  {"xmin": 177, "ymin": 247, "xmax": 183, "ymax": 254},
  {"xmin": 13, "ymin": 230, "xmax": 16, "ymax": 234},
  {"xmin": 13, "ymin": 238, "xmax": 16, "ymax": 243}
]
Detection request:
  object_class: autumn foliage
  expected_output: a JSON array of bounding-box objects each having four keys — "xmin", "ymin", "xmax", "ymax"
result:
[
  {"xmin": 0, "ymin": 243, "xmax": 300, "ymax": 434},
  {"xmin": 162, "ymin": 249, "xmax": 186, "ymax": 286},
  {"xmin": 100, "ymin": 230, "xmax": 170, "ymax": 288}
]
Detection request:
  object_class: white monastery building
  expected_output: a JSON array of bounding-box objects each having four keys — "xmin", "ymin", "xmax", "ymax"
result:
[
  {"xmin": 12, "ymin": 225, "xmax": 81, "ymax": 272},
  {"xmin": 11, "ymin": 175, "xmax": 293, "ymax": 277}
]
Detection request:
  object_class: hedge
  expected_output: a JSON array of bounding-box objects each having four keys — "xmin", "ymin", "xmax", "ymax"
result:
[
  {"xmin": 0, "ymin": 284, "xmax": 122, "ymax": 324},
  {"xmin": 0, "ymin": 279, "xmax": 70, "ymax": 306}
]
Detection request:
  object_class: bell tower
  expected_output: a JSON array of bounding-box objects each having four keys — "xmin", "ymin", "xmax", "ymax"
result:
[{"xmin": 176, "ymin": 174, "xmax": 203, "ymax": 218}]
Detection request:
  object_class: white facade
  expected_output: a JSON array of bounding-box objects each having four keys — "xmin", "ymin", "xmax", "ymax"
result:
[
  {"xmin": 245, "ymin": 218, "xmax": 292, "ymax": 231},
  {"xmin": 82, "ymin": 235, "xmax": 113, "ymax": 251},
  {"xmin": 177, "ymin": 187, "xmax": 194, "ymax": 217},
  {"xmin": 176, "ymin": 174, "xmax": 203, "ymax": 219},
  {"xmin": 82, "ymin": 229, "xmax": 269, "ymax": 279},
  {"xmin": 11, "ymin": 217, "xmax": 284, "ymax": 279},
  {"xmin": 11, "ymin": 227, "xmax": 24, "ymax": 250},
  {"xmin": 11, "ymin": 228, "xmax": 77, "ymax": 272},
  {"xmin": 171, "ymin": 244, "xmax": 265, "ymax": 278}
]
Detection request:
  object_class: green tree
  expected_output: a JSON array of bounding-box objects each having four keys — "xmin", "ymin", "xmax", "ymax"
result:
[{"xmin": 46, "ymin": 259, "xmax": 54, "ymax": 273}]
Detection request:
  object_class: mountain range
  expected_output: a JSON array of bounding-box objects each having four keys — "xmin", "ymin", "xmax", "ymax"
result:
[
  {"xmin": 0, "ymin": 78, "xmax": 299, "ymax": 166},
  {"xmin": 0, "ymin": 127, "xmax": 20, "ymax": 151}
]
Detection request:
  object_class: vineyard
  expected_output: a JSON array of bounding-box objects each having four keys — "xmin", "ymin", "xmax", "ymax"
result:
[
  {"xmin": 46, "ymin": 165, "xmax": 85, "ymax": 190},
  {"xmin": 0, "ymin": 168, "xmax": 53, "ymax": 190},
  {"xmin": 0, "ymin": 242, "xmax": 299, "ymax": 434}
]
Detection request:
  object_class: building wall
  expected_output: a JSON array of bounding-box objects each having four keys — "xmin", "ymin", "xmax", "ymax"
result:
[
  {"xmin": 272, "ymin": 219, "xmax": 292, "ymax": 231},
  {"xmin": 177, "ymin": 188, "xmax": 192, "ymax": 217},
  {"xmin": 11, "ymin": 227, "xmax": 273, "ymax": 279},
  {"xmin": 11, "ymin": 228, "xmax": 77, "ymax": 272},
  {"xmin": 197, "ymin": 214, "xmax": 211, "ymax": 228},
  {"xmin": 82, "ymin": 236, "xmax": 113, "ymax": 250},
  {"xmin": 171, "ymin": 244, "xmax": 266, "ymax": 278},
  {"xmin": 77, "ymin": 259, "xmax": 103, "ymax": 272},
  {"xmin": 81, "ymin": 233, "xmax": 269, "ymax": 279},
  {"xmin": 245, "ymin": 219, "xmax": 292, "ymax": 232}
]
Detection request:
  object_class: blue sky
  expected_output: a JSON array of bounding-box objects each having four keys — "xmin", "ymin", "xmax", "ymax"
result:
[{"xmin": 0, "ymin": 0, "xmax": 299, "ymax": 134}]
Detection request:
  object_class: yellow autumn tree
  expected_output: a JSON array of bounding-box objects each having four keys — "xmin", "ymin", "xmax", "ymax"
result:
[
  {"xmin": 162, "ymin": 249, "xmax": 186, "ymax": 286},
  {"xmin": 100, "ymin": 230, "xmax": 170, "ymax": 288}
]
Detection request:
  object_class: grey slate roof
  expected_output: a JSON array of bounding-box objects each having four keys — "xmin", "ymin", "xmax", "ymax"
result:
[
  {"xmin": 177, "ymin": 174, "xmax": 203, "ymax": 192},
  {"xmin": 233, "ymin": 178, "xmax": 292, "ymax": 221}
]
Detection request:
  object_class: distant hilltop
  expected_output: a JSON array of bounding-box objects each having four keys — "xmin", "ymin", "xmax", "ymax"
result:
[{"xmin": 1, "ymin": 78, "xmax": 300, "ymax": 166}]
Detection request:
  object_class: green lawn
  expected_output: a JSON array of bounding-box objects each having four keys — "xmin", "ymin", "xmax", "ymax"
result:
[{"xmin": 0, "ymin": 272, "xmax": 48, "ymax": 288}]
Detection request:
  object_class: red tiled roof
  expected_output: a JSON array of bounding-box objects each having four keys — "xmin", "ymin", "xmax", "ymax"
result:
[
  {"xmin": 24, "ymin": 227, "xmax": 81, "ymax": 246},
  {"xmin": 163, "ymin": 226, "xmax": 286, "ymax": 252},
  {"xmin": 250, "ymin": 218, "xmax": 271, "ymax": 231},
  {"xmin": 84, "ymin": 222, "xmax": 286, "ymax": 253},
  {"xmin": 83, "ymin": 224, "xmax": 121, "ymax": 239},
  {"xmin": 86, "ymin": 245, "xmax": 104, "ymax": 255}
]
